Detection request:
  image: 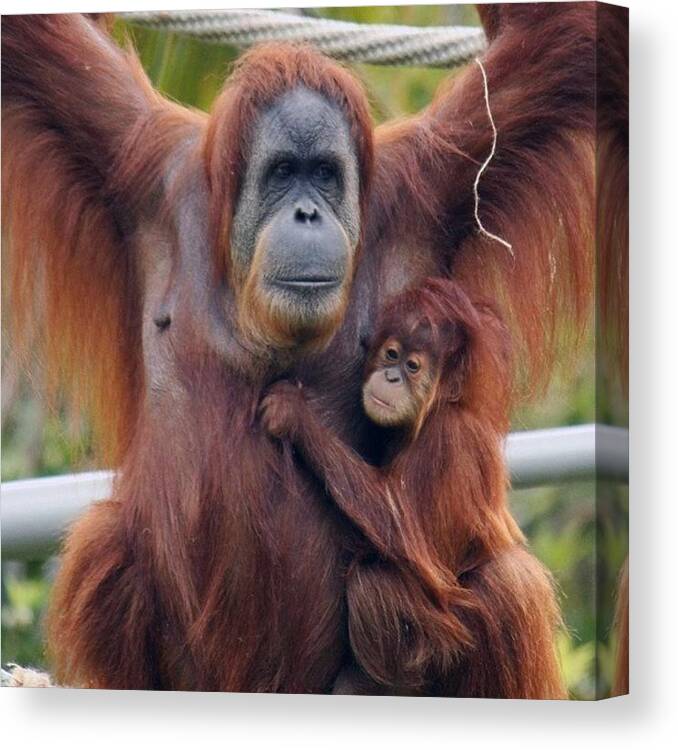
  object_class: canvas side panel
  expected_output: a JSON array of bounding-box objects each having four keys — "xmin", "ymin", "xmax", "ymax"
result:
[{"xmin": 594, "ymin": 1, "xmax": 629, "ymax": 700}]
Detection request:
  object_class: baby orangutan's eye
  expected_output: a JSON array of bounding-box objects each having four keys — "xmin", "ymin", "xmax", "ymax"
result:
[
  {"xmin": 405, "ymin": 359, "xmax": 420, "ymax": 373},
  {"xmin": 385, "ymin": 347, "xmax": 399, "ymax": 361}
]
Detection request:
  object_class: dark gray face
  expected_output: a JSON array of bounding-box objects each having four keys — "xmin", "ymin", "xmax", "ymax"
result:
[{"xmin": 230, "ymin": 87, "xmax": 361, "ymax": 348}]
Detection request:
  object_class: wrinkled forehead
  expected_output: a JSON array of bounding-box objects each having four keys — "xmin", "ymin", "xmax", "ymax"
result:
[{"xmin": 249, "ymin": 87, "xmax": 354, "ymax": 161}]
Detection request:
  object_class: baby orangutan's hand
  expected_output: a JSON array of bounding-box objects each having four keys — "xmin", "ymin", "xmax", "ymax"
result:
[{"xmin": 259, "ymin": 380, "xmax": 306, "ymax": 439}]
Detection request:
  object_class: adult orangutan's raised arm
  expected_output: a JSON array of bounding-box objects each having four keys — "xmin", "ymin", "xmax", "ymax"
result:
[
  {"xmin": 2, "ymin": 14, "xmax": 202, "ymax": 458},
  {"xmin": 2, "ymin": 14, "xmax": 200, "ymax": 197},
  {"xmin": 370, "ymin": 3, "xmax": 596, "ymax": 379}
]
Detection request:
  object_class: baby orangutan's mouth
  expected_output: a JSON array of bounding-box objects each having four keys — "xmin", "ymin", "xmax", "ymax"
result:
[{"xmin": 369, "ymin": 393, "xmax": 395, "ymax": 411}]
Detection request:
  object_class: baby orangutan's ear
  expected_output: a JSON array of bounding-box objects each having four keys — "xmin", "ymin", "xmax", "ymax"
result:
[
  {"xmin": 437, "ymin": 317, "xmax": 471, "ymax": 401},
  {"xmin": 445, "ymin": 351, "xmax": 468, "ymax": 404},
  {"xmin": 438, "ymin": 319, "xmax": 468, "ymax": 356},
  {"xmin": 448, "ymin": 378, "xmax": 463, "ymax": 403}
]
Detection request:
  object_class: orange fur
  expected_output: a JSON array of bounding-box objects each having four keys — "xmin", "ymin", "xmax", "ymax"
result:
[
  {"xmin": 1, "ymin": 14, "xmax": 202, "ymax": 461},
  {"xmin": 373, "ymin": 4, "xmax": 596, "ymax": 393},
  {"xmin": 2, "ymin": 7, "xmax": 602, "ymax": 695},
  {"xmin": 261, "ymin": 279, "xmax": 563, "ymax": 696}
]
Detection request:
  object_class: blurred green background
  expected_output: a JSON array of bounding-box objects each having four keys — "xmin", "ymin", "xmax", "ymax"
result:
[{"xmin": 1, "ymin": 5, "xmax": 627, "ymax": 699}]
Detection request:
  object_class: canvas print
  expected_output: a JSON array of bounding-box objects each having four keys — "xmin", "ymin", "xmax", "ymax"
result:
[{"xmin": 1, "ymin": 4, "xmax": 629, "ymax": 699}]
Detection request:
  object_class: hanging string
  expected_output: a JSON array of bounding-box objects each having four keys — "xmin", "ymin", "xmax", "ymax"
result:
[{"xmin": 472, "ymin": 57, "xmax": 514, "ymax": 257}]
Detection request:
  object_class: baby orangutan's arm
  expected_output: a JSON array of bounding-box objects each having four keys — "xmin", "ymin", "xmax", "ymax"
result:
[
  {"xmin": 261, "ymin": 383, "xmax": 414, "ymax": 556},
  {"xmin": 260, "ymin": 380, "xmax": 477, "ymax": 692},
  {"xmin": 260, "ymin": 381, "xmax": 455, "ymax": 605}
]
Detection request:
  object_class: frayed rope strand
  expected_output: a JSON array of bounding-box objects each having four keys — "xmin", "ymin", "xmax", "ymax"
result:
[{"xmin": 473, "ymin": 58, "xmax": 514, "ymax": 257}]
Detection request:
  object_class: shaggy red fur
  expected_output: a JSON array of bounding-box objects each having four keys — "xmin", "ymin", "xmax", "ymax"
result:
[{"xmin": 1, "ymin": 5, "xmax": 607, "ymax": 696}]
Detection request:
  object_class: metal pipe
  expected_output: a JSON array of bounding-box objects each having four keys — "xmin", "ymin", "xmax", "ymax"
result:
[
  {"xmin": 1, "ymin": 424, "xmax": 628, "ymax": 560},
  {"xmin": 506, "ymin": 423, "xmax": 629, "ymax": 488},
  {"xmin": 2, "ymin": 471, "xmax": 112, "ymax": 561}
]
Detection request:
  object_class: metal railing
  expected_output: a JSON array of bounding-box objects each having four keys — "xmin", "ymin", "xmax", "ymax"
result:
[{"xmin": 0, "ymin": 424, "xmax": 628, "ymax": 561}]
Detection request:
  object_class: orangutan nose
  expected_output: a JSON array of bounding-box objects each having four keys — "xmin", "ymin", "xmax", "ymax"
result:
[
  {"xmin": 385, "ymin": 367, "xmax": 402, "ymax": 384},
  {"xmin": 294, "ymin": 202, "xmax": 319, "ymax": 224}
]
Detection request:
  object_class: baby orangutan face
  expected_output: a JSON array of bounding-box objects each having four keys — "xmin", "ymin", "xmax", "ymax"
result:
[{"xmin": 362, "ymin": 332, "xmax": 439, "ymax": 431}]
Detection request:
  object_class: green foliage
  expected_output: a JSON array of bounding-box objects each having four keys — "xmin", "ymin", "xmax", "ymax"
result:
[
  {"xmin": 1, "ymin": 7, "xmax": 625, "ymax": 700},
  {"xmin": 1, "ymin": 562, "xmax": 51, "ymax": 670}
]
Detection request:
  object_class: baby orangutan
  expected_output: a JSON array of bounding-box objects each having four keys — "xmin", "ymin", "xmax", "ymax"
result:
[{"xmin": 260, "ymin": 278, "xmax": 527, "ymax": 695}]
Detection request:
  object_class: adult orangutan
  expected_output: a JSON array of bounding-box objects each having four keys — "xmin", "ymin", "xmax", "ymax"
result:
[{"xmin": 2, "ymin": 5, "xmax": 596, "ymax": 695}]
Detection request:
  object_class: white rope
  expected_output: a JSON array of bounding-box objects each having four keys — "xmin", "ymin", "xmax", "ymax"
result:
[
  {"xmin": 472, "ymin": 58, "xmax": 514, "ymax": 257},
  {"xmin": 123, "ymin": 9, "xmax": 487, "ymax": 68}
]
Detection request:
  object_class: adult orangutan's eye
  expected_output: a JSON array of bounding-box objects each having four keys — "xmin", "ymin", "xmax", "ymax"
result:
[
  {"xmin": 315, "ymin": 162, "xmax": 335, "ymax": 182},
  {"xmin": 272, "ymin": 161, "xmax": 293, "ymax": 180}
]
